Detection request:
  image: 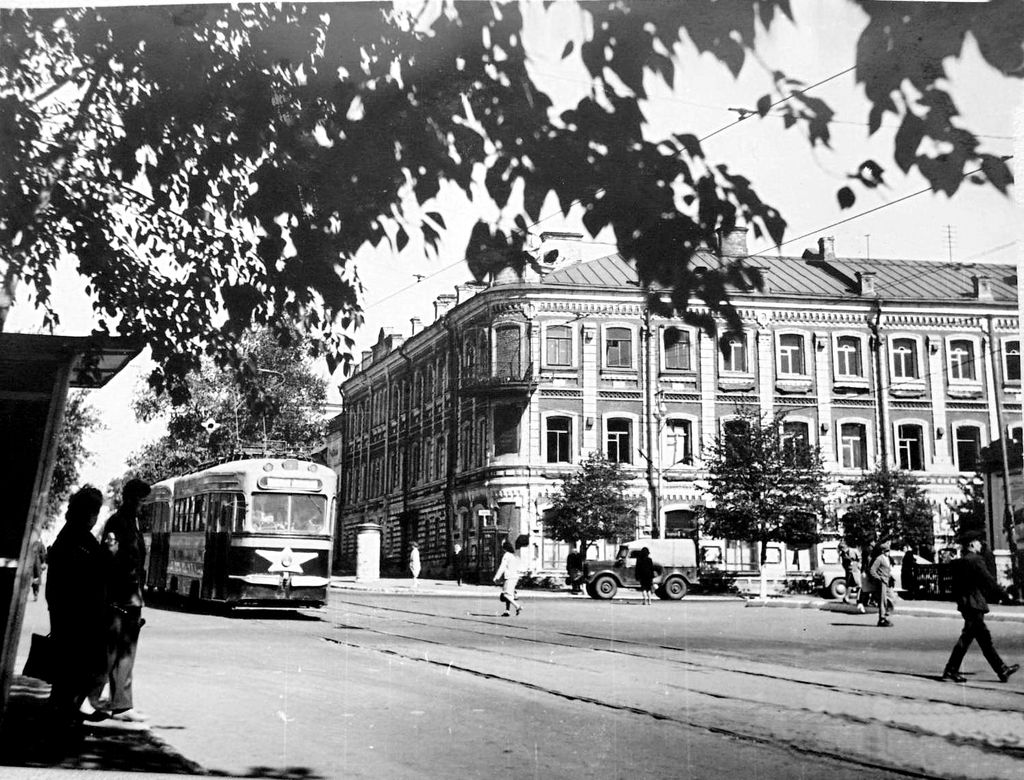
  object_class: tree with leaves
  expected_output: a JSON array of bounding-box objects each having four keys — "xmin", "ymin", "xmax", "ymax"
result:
[
  {"xmin": 117, "ymin": 327, "xmax": 328, "ymax": 487},
  {"xmin": 840, "ymin": 466, "xmax": 935, "ymax": 552},
  {"xmin": 46, "ymin": 391, "xmax": 101, "ymax": 527},
  {"xmin": 946, "ymin": 474, "xmax": 987, "ymax": 547},
  {"xmin": 1, "ymin": 2, "xmax": 1018, "ymax": 401},
  {"xmin": 545, "ymin": 452, "xmax": 639, "ymax": 558},
  {"xmin": 702, "ymin": 408, "xmax": 827, "ymax": 598}
]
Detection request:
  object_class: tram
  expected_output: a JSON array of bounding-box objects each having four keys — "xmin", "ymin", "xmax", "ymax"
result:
[{"xmin": 140, "ymin": 458, "xmax": 337, "ymax": 608}]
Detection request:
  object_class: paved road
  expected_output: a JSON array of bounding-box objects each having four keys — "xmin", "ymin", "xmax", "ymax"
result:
[{"xmin": 15, "ymin": 591, "xmax": 1024, "ymax": 778}]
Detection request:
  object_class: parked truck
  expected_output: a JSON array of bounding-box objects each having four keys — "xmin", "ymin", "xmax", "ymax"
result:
[{"xmin": 582, "ymin": 537, "xmax": 699, "ymax": 600}]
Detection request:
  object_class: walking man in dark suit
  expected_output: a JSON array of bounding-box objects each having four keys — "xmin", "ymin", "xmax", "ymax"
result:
[{"xmin": 942, "ymin": 531, "xmax": 1019, "ymax": 684}]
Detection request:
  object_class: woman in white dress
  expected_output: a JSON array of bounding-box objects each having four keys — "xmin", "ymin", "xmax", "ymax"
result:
[
  {"xmin": 408, "ymin": 541, "xmax": 421, "ymax": 589},
  {"xmin": 493, "ymin": 539, "xmax": 522, "ymax": 616}
]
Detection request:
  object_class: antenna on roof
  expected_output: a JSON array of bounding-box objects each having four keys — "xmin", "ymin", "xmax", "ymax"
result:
[
  {"xmin": 864, "ymin": 234, "xmax": 870, "ymax": 261},
  {"xmin": 945, "ymin": 225, "xmax": 956, "ymax": 263}
]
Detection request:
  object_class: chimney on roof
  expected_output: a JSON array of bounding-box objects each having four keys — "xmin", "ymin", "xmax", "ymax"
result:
[
  {"xmin": 455, "ymin": 282, "xmax": 486, "ymax": 305},
  {"xmin": 410, "ymin": 317, "xmax": 422, "ymax": 336},
  {"xmin": 752, "ymin": 265, "xmax": 771, "ymax": 293},
  {"xmin": 361, "ymin": 350, "xmax": 372, "ymax": 367},
  {"xmin": 973, "ymin": 275, "xmax": 994, "ymax": 301},
  {"xmin": 718, "ymin": 224, "xmax": 748, "ymax": 258},
  {"xmin": 433, "ymin": 293, "xmax": 456, "ymax": 320},
  {"xmin": 856, "ymin": 271, "xmax": 877, "ymax": 297},
  {"xmin": 818, "ymin": 236, "xmax": 836, "ymax": 262}
]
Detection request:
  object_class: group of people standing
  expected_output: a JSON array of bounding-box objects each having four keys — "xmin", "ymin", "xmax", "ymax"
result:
[
  {"xmin": 45, "ymin": 478, "xmax": 152, "ymax": 730},
  {"xmin": 838, "ymin": 540, "xmax": 898, "ymax": 626}
]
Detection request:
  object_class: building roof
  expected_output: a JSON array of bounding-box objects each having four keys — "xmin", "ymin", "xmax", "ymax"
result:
[{"xmin": 542, "ymin": 251, "xmax": 1017, "ymax": 304}]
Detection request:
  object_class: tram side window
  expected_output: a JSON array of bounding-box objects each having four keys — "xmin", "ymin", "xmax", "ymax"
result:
[
  {"xmin": 233, "ymin": 494, "xmax": 246, "ymax": 533},
  {"xmin": 193, "ymin": 495, "xmax": 206, "ymax": 532}
]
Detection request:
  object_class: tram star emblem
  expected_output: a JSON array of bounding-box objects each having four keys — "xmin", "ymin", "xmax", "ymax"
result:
[{"xmin": 256, "ymin": 547, "xmax": 317, "ymax": 574}]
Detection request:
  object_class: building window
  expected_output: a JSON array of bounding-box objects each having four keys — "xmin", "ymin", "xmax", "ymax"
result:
[
  {"xmin": 546, "ymin": 416, "xmax": 572, "ymax": 463},
  {"xmin": 605, "ymin": 327, "xmax": 633, "ymax": 369},
  {"xmin": 663, "ymin": 418, "xmax": 693, "ymax": 466},
  {"xmin": 782, "ymin": 420, "xmax": 810, "ymax": 460},
  {"xmin": 477, "ymin": 418, "xmax": 488, "ymax": 464},
  {"xmin": 840, "ymin": 423, "xmax": 868, "ymax": 469},
  {"xmin": 663, "ymin": 327, "xmax": 692, "ymax": 371},
  {"xmin": 836, "ymin": 336, "xmax": 863, "ymax": 377},
  {"xmin": 494, "ymin": 406, "xmax": 521, "ymax": 456},
  {"xmin": 892, "ymin": 338, "xmax": 919, "ymax": 379},
  {"xmin": 606, "ymin": 418, "xmax": 632, "ymax": 464},
  {"xmin": 722, "ymin": 418, "xmax": 750, "ymax": 442},
  {"xmin": 495, "ymin": 325, "xmax": 522, "ymax": 378},
  {"xmin": 1009, "ymin": 424, "xmax": 1023, "ymax": 449},
  {"xmin": 778, "ymin": 334, "xmax": 806, "ymax": 375},
  {"xmin": 546, "ymin": 325, "xmax": 572, "ymax": 367},
  {"xmin": 721, "ymin": 334, "xmax": 748, "ymax": 373},
  {"xmin": 896, "ymin": 423, "xmax": 925, "ymax": 471},
  {"xmin": 954, "ymin": 425, "xmax": 982, "ymax": 472},
  {"xmin": 1005, "ymin": 340, "xmax": 1021, "ymax": 382},
  {"xmin": 949, "ymin": 339, "xmax": 976, "ymax": 381},
  {"xmin": 435, "ymin": 435, "xmax": 445, "ymax": 477}
]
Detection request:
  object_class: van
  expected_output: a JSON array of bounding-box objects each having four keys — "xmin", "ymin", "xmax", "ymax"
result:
[{"xmin": 582, "ymin": 537, "xmax": 699, "ymax": 600}]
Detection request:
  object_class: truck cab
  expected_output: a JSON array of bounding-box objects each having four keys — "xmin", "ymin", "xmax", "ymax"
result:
[{"xmin": 582, "ymin": 538, "xmax": 699, "ymax": 600}]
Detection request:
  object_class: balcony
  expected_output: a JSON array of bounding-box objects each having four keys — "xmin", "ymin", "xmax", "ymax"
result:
[{"xmin": 460, "ymin": 362, "xmax": 537, "ymax": 397}]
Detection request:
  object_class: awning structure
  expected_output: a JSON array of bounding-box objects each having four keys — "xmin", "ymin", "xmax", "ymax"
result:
[
  {"xmin": 0, "ymin": 332, "xmax": 142, "ymax": 723},
  {"xmin": 0, "ymin": 333, "xmax": 140, "ymax": 394}
]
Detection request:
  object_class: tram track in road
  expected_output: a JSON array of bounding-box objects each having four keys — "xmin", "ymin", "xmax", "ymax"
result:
[
  {"xmin": 328, "ymin": 598, "xmax": 1024, "ymax": 715},
  {"xmin": 320, "ymin": 597, "xmax": 1024, "ymax": 779},
  {"xmin": 321, "ymin": 628, "xmax": 944, "ymax": 780}
]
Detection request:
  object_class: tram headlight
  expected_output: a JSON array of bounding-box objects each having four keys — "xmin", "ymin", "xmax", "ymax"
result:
[
  {"xmin": 281, "ymin": 551, "xmax": 293, "ymax": 568},
  {"xmin": 263, "ymin": 463, "xmax": 274, "ymax": 472}
]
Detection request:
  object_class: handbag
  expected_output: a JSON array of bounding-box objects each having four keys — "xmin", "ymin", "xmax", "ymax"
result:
[{"xmin": 22, "ymin": 632, "xmax": 55, "ymax": 683}]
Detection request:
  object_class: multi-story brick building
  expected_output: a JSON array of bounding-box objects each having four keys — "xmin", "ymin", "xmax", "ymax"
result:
[{"xmin": 327, "ymin": 230, "xmax": 1021, "ymax": 580}]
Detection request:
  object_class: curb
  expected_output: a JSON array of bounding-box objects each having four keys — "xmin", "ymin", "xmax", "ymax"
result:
[{"xmin": 329, "ymin": 580, "xmax": 746, "ymax": 602}]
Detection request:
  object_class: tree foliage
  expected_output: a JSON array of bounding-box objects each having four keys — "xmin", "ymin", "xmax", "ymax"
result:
[
  {"xmin": 118, "ymin": 327, "xmax": 328, "ymax": 487},
  {"xmin": 840, "ymin": 466, "xmax": 935, "ymax": 550},
  {"xmin": 1, "ymin": 2, "xmax": 1019, "ymax": 397},
  {"xmin": 545, "ymin": 452, "xmax": 638, "ymax": 556},
  {"xmin": 702, "ymin": 408, "xmax": 826, "ymax": 565},
  {"xmin": 946, "ymin": 474, "xmax": 986, "ymax": 545},
  {"xmin": 46, "ymin": 390, "xmax": 101, "ymax": 526}
]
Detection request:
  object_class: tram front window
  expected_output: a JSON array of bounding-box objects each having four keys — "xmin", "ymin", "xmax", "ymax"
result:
[{"xmin": 251, "ymin": 494, "xmax": 327, "ymax": 534}]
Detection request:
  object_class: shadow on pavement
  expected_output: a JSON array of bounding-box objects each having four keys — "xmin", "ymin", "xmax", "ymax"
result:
[
  {"xmin": 828, "ymin": 622, "xmax": 887, "ymax": 628},
  {"xmin": 0, "ymin": 676, "xmax": 202, "ymax": 774},
  {"xmin": 206, "ymin": 768, "xmax": 325, "ymax": 778}
]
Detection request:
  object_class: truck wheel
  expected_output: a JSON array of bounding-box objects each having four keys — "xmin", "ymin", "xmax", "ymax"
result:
[
  {"xmin": 662, "ymin": 577, "xmax": 687, "ymax": 600},
  {"xmin": 828, "ymin": 579, "xmax": 847, "ymax": 600},
  {"xmin": 592, "ymin": 575, "xmax": 618, "ymax": 600},
  {"xmin": 585, "ymin": 582, "xmax": 598, "ymax": 599}
]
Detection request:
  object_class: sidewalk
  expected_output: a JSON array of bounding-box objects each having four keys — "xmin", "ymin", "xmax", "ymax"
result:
[
  {"xmin": 0, "ymin": 675, "xmax": 201, "ymax": 778},
  {"xmin": 331, "ymin": 576, "xmax": 1024, "ymax": 622}
]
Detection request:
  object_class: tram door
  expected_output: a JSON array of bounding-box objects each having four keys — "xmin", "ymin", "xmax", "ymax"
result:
[{"xmin": 201, "ymin": 493, "xmax": 234, "ymax": 600}]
